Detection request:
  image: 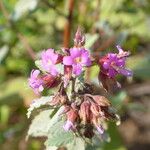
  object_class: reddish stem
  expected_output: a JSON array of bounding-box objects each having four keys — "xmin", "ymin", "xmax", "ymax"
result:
[{"xmin": 63, "ymin": 0, "xmax": 75, "ymax": 48}]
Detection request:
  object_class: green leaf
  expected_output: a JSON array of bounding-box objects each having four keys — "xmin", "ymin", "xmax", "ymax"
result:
[
  {"xmin": 27, "ymin": 110, "xmax": 52, "ymax": 138},
  {"xmin": 67, "ymin": 137, "xmax": 85, "ymax": 150},
  {"xmin": 45, "ymin": 120, "xmax": 75, "ymax": 147},
  {"xmin": 27, "ymin": 106, "xmax": 64, "ymax": 138},
  {"xmin": 45, "ymin": 146, "xmax": 58, "ymax": 150},
  {"xmin": 27, "ymin": 96, "xmax": 52, "ymax": 118}
]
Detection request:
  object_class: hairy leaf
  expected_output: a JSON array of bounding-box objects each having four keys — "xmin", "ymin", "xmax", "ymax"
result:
[
  {"xmin": 45, "ymin": 120, "xmax": 75, "ymax": 147},
  {"xmin": 27, "ymin": 106, "xmax": 64, "ymax": 137},
  {"xmin": 27, "ymin": 96, "xmax": 52, "ymax": 118},
  {"xmin": 27, "ymin": 110, "xmax": 52, "ymax": 137},
  {"xmin": 67, "ymin": 137, "xmax": 85, "ymax": 150}
]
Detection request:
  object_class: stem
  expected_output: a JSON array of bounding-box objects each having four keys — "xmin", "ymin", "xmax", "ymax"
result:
[{"xmin": 63, "ymin": 0, "xmax": 75, "ymax": 48}]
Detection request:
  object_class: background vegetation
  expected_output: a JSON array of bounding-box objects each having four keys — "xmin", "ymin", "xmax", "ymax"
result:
[{"xmin": 0, "ymin": 0, "xmax": 150, "ymax": 150}]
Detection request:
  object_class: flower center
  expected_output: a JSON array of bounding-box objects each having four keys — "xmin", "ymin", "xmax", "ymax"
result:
[
  {"xmin": 48, "ymin": 60, "xmax": 52, "ymax": 65},
  {"xmin": 75, "ymin": 57, "xmax": 81, "ymax": 63},
  {"xmin": 111, "ymin": 61, "xmax": 116, "ymax": 67}
]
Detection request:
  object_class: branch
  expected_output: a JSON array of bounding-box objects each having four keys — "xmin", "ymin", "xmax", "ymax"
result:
[{"xmin": 63, "ymin": 0, "xmax": 75, "ymax": 48}]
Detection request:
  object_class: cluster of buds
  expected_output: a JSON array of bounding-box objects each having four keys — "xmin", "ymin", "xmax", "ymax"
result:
[{"xmin": 28, "ymin": 27, "xmax": 132, "ymax": 139}]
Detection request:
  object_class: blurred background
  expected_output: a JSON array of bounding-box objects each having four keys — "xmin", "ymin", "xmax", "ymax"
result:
[{"xmin": 0, "ymin": 0, "xmax": 150, "ymax": 150}]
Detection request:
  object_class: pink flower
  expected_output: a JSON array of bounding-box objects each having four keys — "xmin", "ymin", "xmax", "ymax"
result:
[
  {"xmin": 28, "ymin": 69, "xmax": 44, "ymax": 94},
  {"xmin": 99, "ymin": 45, "xmax": 133, "ymax": 78},
  {"xmin": 41, "ymin": 49, "xmax": 59, "ymax": 76},
  {"xmin": 63, "ymin": 48, "xmax": 91, "ymax": 75},
  {"xmin": 63, "ymin": 120, "xmax": 75, "ymax": 131},
  {"xmin": 96, "ymin": 125, "xmax": 104, "ymax": 134}
]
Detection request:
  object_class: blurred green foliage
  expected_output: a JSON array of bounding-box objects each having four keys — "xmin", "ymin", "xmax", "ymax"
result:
[{"xmin": 0, "ymin": 0, "xmax": 150, "ymax": 149}]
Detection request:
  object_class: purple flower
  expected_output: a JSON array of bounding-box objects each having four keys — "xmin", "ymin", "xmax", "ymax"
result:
[
  {"xmin": 100, "ymin": 45, "xmax": 133, "ymax": 78},
  {"xmin": 96, "ymin": 125, "xmax": 104, "ymax": 135},
  {"xmin": 63, "ymin": 48, "xmax": 91, "ymax": 75},
  {"xmin": 28, "ymin": 69, "xmax": 44, "ymax": 94},
  {"xmin": 41, "ymin": 49, "xmax": 59, "ymax": 76},
  {"xmin": 63, "ymin": 120, "xmax": 75, "ymax": 131}
]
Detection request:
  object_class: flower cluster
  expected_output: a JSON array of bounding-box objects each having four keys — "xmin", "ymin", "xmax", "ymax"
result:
[
  {"xmin": 28, "ymin": 28, "xmax": 132, "ymax": 140},
  {"xmin": 98, "ymin": 45, "xmax": 133, "ymax": 92}
]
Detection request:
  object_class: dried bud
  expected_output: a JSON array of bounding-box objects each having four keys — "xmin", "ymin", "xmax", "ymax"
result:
[
  {"xmin": 42, "ymin": 74, "xmax": 60, "ymax": 88},
  {"xmin": 66, "ymin": 108, "xmax": 78, "ymax": 123},
  {"xmin": 90, "ymin": 102, "xmax": 100, "ymax": 117},
  {"xmin": 64, "ymin": 66, "xmax": 72, "ymax": 87},
  {"xmin": 79, "ymin": 101, "xmax": 90, "ymax": 124},
  {"xmin": 74, "ymin": 27, "xmax": 85, "ymax": 47},
  {"xmin": 56, "ymin": 54, "xmax": 63, "ymax": 64},
  {"xmin": 49, "ymin": 93, "xmax": 67, "ymax": 106}
]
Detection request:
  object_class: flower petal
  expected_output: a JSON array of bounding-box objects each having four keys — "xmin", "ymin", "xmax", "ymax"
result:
[
  {"xmin": 81, "ymin": 50, "xmax": 91, "ymax": 66},
  {"xmin": 72, "ymin": 64, "xmax": 82, "ymax": 76},
  {"xmin": 96, "ymin": 125, "xmax": 104, "ymax": 134},
  {"xmin": 39, "ymin": 85, "xmax": 44, "ymax": 92},
  {"xmin": 108, "ymin": 53, "xmax": 117, "ymax": 61},
  {"xmin": 116, "ymin": 58, "xmax": 125, "ymax": 67},
  {"xmin": 45, "ymin": 49, "xmax": 58, "ymax": 64},
  {"xmin": 116, "ymin": 45, "xmax": 124, "ymax": 53},
  {"xmin": 70, "ymin": 48, "xmax": 82, "ymax": 58},
  {"xmin": 119, "ymin": 68, "xmax": 133, "ymax": 77},
  {"xmin": 49, "ymin": 65, "xmax": 58, "ymax": 76},
  {"xmin": 103, "ymin": 62, "xmax": 110, "ymax": 69},
  {"xmin": 108, "ymin": 68, "xmax": 117, "ymax": 78},
  {"xmin": 32, "ymin": 69, "xmax": 40, "ymax": 77},
  {"xmin": 63, "ymin": 56, "xmax": 73, "ymax": 65},
  {"xmin": 63, "ymin": 120, "xmax": 74, "ymax": 131}
]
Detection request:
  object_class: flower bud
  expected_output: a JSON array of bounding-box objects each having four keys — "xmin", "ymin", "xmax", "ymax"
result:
[
  {"xmin": 42, "ymin": 74, "xmax": 60, "ymax": 88},
  {"xmin": 90, "ymin": 102, "xmax": 100, "ymax": 117},
  {"xmin": 79, "ymin": 101, "xmax": 90, "ymax": 124},
  {"xmin": 66, "ymin": 109, "xmax": 78, "ymax": 124},
  {"xmin": 74, "ymin": 27, "xmax": 85, "ymax": 47}
]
